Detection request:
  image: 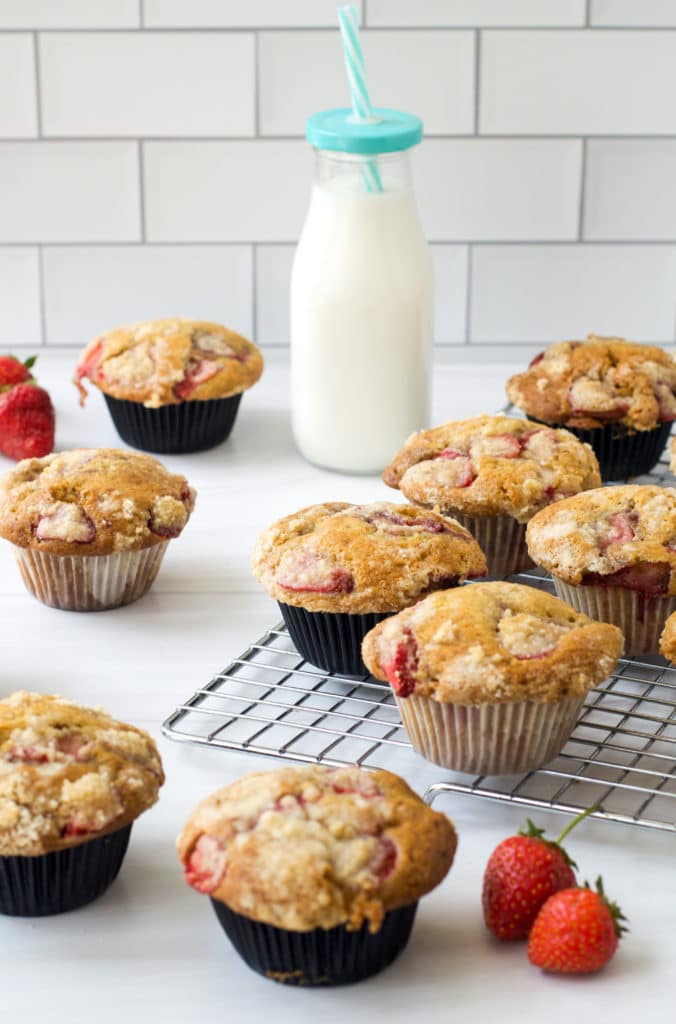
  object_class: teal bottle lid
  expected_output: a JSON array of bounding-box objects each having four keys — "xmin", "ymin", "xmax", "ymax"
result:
[{"xmin": 305, "ymin": 107, "xmax": 423, "ymax": 155}]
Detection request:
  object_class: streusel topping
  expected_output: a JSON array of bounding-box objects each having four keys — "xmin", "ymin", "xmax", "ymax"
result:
[
  {"xmin": 526, "ymin": 485, "xmax": 676, "ymax": 594},
  {"xmin": 177, "ymin": 765, "xmax": 456, "ymax": 933},
  {"xmin": 74, "ymin": 318, "xmax": 264, "ymax": 408},
  {"xmin": 0, "ymin": 448, "xmax": 196, "ymax": 556},
  {"xmin": 361, "ymin": 582, "xmax": 623, "ymax": 704},
  {"xmin": 506, "ymin": 335, "xmax": 676, "ymax": 430},
  {"xmin": 251, "ymin": 501, "xmax": 487, "ymax": 614},
  {"xmin": 0, "ymin": 692, "xmax": 164, "ymax": 855},
  {"xmin": 382, "ymin": 415, "xmax": 600, "ymax": 524}
]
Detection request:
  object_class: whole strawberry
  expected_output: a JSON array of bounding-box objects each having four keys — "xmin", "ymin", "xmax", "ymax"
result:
[
  {"xmin": 0, "ymin": 354, "xmax": 36, "ymax": 392},
  {"xmin": 528, "ymin": 877, "xmax": 627, "ymax": 974},
  {"xmin": 0, "ymin": 383, "xmax": 55, "ymax": 460},
  {"xmin": 482, "ymin": 808, "xmax": 594, "ymax": 941}
]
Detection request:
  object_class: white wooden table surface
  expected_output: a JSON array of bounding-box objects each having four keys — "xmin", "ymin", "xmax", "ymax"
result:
[{"xmin": 1, "ymin": 353, "xmax": 672, "ymax": 1022}]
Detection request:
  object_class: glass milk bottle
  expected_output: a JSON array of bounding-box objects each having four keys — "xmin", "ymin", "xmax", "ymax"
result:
[{"xmin": 291, "ymin": 108, "xmax": 433, "ymax": 474}]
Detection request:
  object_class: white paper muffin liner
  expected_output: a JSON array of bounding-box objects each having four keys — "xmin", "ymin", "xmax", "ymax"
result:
[
  {"xmin": 552, "ymin": 578, "xmax": 676, "ymax": 657},
  {"xmin": 395, "ymin": 692, "xmax": 585, "ymax": 775},
  {"xmin": 13, "ymin": 542, "xmax": 169, "ymax": 612},
  {"xmin": 452, "ymin": 513, "xmax": 532, "ymax": 580}
]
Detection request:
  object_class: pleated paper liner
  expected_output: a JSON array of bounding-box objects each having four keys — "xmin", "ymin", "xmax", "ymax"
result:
[
  {"xmin": 396, "ymin": 693, "xmax": 585, "ymax": 775},
  {"xmin": 278, "ymin": 603, "xmax": 392, "ymax": 677},
  {"xmin": 552, "ymin": 578, "xmax": 676, "ymax": 657},
  {"xmin": 104, "ymin": 392, "xmax": 242, "ymax": 454},
  {"xmin": 210, "ymin": 899, "xmax": 418, "ymax": 986},
  {"xmin": 14, "ymin": 542, "xmax": 169, "ymax": 612},
  {"xmin": 532, "ymin": 419, "xmax": 671, "ymax": 482},
  {"xmin": 0, "ymin": 824, "xmax": 132, "ymax": 917},
  {"xmin": 451, "ymin": 513, "xmax": 532, "ymax": 580}
]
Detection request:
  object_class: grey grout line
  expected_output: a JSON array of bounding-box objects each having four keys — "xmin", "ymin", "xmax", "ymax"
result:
[
  {"xmin": 253, "ymin": 30, "xmax": 260, "ymax": 136},
  {"xmin": 139, "ymin": 0, "xmax": 144, "ymax": 30},
  {"xmin": 3, "ymin": 133, "xmax": 676, "ymax": 143},
  {"xmin": 138, "ymin": 141, "xmax": 146, "ymax": 242},
  {"xmin": 31, "ymin": 32, "xmax": 42, "ymax": 137},
  {"xmin": 578, "ymin": 136, "xmax": 588, "ymax": 241},
  {"xmin": 2, "ymin": 239, "xmax": 676, "ymax": 248},
  {"xmin": 586, "ymin": 0, "xmax": 592, "ymax": 27},
  {"xmin": 36, "ymin": 246, "xmax": 47, "ymax": 346},
  {"xmin": 464, "ymin": 245, "xmax": 473, "ymax": 344},
  {"xmin": 473, "ymin": 30, "xmax": 481, "ymax": 134},
  {"xmin": 362, "ymin": 0, "xmax": 368, "ymax": 28},
  {"xmin": 7, "ymin": 25, "xmax": 676, "ymax": 33},
  {"xmin": 252, "ymin": 245, "xmax": 258, "ymax": 343}
]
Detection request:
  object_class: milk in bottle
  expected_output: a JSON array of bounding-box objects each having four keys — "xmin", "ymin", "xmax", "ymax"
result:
[{"xmin": 291, "ymin": 108, "xmax": 433, "ymax": 474}]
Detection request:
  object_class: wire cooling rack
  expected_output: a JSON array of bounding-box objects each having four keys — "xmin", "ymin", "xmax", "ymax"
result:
[{"xmin": 163, "ymin": 451, "xmax": 676, "ymax": 834}]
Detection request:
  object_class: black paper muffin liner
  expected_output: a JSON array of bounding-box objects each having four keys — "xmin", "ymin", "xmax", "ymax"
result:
[
  {"xmin": 278, "ymin": 604, "xmax": 391, "ymax": 677},
  {"xmin": 210, "ymin": 899, "xmax": 418, "ymax": 986},
  {"xmin": 0, "ymin": 824, "xmax": 132, "ymax": 917},
  {"xmin": 532, "ymin": 417, "xmax": 671, "ymax": 482},
  {"xmin": 103, "ymin": 392, "xmax": 243, "ymax": 454}
]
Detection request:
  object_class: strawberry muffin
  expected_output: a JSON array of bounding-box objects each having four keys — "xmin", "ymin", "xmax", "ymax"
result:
[
  {"xmin": 251, "ymin": 500, "xmax": 487, "ymax": 675},
  {"xmin": 382, "ymin": 414, "xmax": 600, "ymax": 578},
  {"xmin": 177, "ymin": 764, "xmax": 456, "ymax": 985},
  {"xmin": 0, "ymin": 691, "xmax": 164, "ymax": 915},
  {"xmin": 527, "ymin": 485, "xmax": 676, "ymax": 655},
  {"xmin": 362, "ymin": 582, "xmax": 623, "ymax": 775},
  {"xmin": 74, "ymin": 318, "xmax": 264, "ymax": 454},
  {"xmin": 0, "ymin": 448, "xmax": 195, "ymax": 611},
  {"xmin": 659, "ymin": 612, "xmax": 676, "ymax": 662},
  {"xmin": 506, "ymin": 335, "xmax": 676, "ymax": 480}
]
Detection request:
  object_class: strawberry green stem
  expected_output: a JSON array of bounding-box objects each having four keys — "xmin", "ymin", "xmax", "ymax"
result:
[{"xmin": 554, "ymin": 805, "xmax": 598, "ymax": 846}]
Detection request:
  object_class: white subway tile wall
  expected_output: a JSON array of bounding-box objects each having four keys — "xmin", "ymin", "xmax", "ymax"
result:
[{"xmin": 2, "ymin": 6, "xmax": 676, "ymax": 354}]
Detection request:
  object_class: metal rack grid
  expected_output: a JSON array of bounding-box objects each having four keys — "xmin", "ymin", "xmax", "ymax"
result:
[{"xmin": 162, "ymin": 452, "xmax": 676, "ymax": 834}]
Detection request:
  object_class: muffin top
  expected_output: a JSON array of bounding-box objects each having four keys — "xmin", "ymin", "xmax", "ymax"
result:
[
  {"xmin": 0, "ymin": 691, "xmax": 164, "ymax": 856},
  {"xmin": 177, "ymin": 764, "xmax": 456, "ymax": 933},
  {"xmin": 382, "ymin": 415, "xmax": 600, "ymax": 524},
  {"xmin": 526, "ymin": 485, "xmax": 676, "ymax": 594},
  {"xmin": 74, "ymin": 318, "xmax": 264, "ymax": 409},
  {"xmin": 659, "ymin": 612, "xmax": 676, "ymax": 662},
  {"xmin": 0, "ymin": 448, "xmax": 196, "ymax": 556},
  {"xmin": 505, "ymin": 335, "xmax": 676, "ymax": 431},
  {"xmin": 251, "ymin": 501, "xmax": 488, "ymax": 614},
  {"xmin": 361, "ymin": 582, "xmax": 623, "ymax": 704}
]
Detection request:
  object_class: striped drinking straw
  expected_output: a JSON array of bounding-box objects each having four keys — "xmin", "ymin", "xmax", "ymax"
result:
[{"xmin": 337, "ymin": 3, "xmax": 383, "ymax": 193}]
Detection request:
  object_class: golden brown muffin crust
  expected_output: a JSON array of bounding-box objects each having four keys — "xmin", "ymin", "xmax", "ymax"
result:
[
  {"xmin": 361, "ymin": 582, "xmax": 623, "ymax": 704},
  {"xmin": 0, "ymin": 448, "xmax": 196, "ymax": 556},
  {"xmin": 659, "ymin": 612, "xmax": 676, "ymax": 662},
  {"xmin": 177, "ymin": 765, "xmax": 457, "ymax": 933},
  {"xmin": 74, "ymin": 318, "xmax": 264, "ymax": 408},
  {"xmin": 526, "ymin": 485, "xmax": 676, "ymax": 592},
  {"xmin": 382, "ymin": 414, "xmax": 600, "ymax": 524},
  {"xmin": 0, "ymin": 691, "xmax": 164, "ymax": 856},
  {"xmin": 251, "ymin": 501, "xmax": 488, "ymax": 613},
  {"xmin": 506, "ymin": 335, "xmax": 676, "ymax": 430}
]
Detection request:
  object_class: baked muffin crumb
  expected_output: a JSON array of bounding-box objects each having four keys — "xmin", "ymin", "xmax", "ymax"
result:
[
  {"xmin": 177, "ymin": 765, "xmax": 456, "ymax": 933},
  {"xmin": 0, "ymin": 448, "xmax": 196, "ymax": 556},
  {"xmin": 0, "ymin": 692, "xmax": 164, "ymax": 856},
  {"xmin": 361, "ymin": 582, "xmax": 623, "ymax": 704},
  {"xmin": 506, "ymin": 336, "xmax": 676, "ymax": 431},
  {"xmin": 252, "ymin": 501, "xmax": 487, "ymax": 613},
  {"xmin": 75, "ymin": 318, "xmax": 263, "ymax": 409}
]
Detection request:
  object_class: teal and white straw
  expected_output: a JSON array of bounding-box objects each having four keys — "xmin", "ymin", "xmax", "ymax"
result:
[{"xmin": 338, "ymin": 4, "xmax": 383, "ymax": 192}]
